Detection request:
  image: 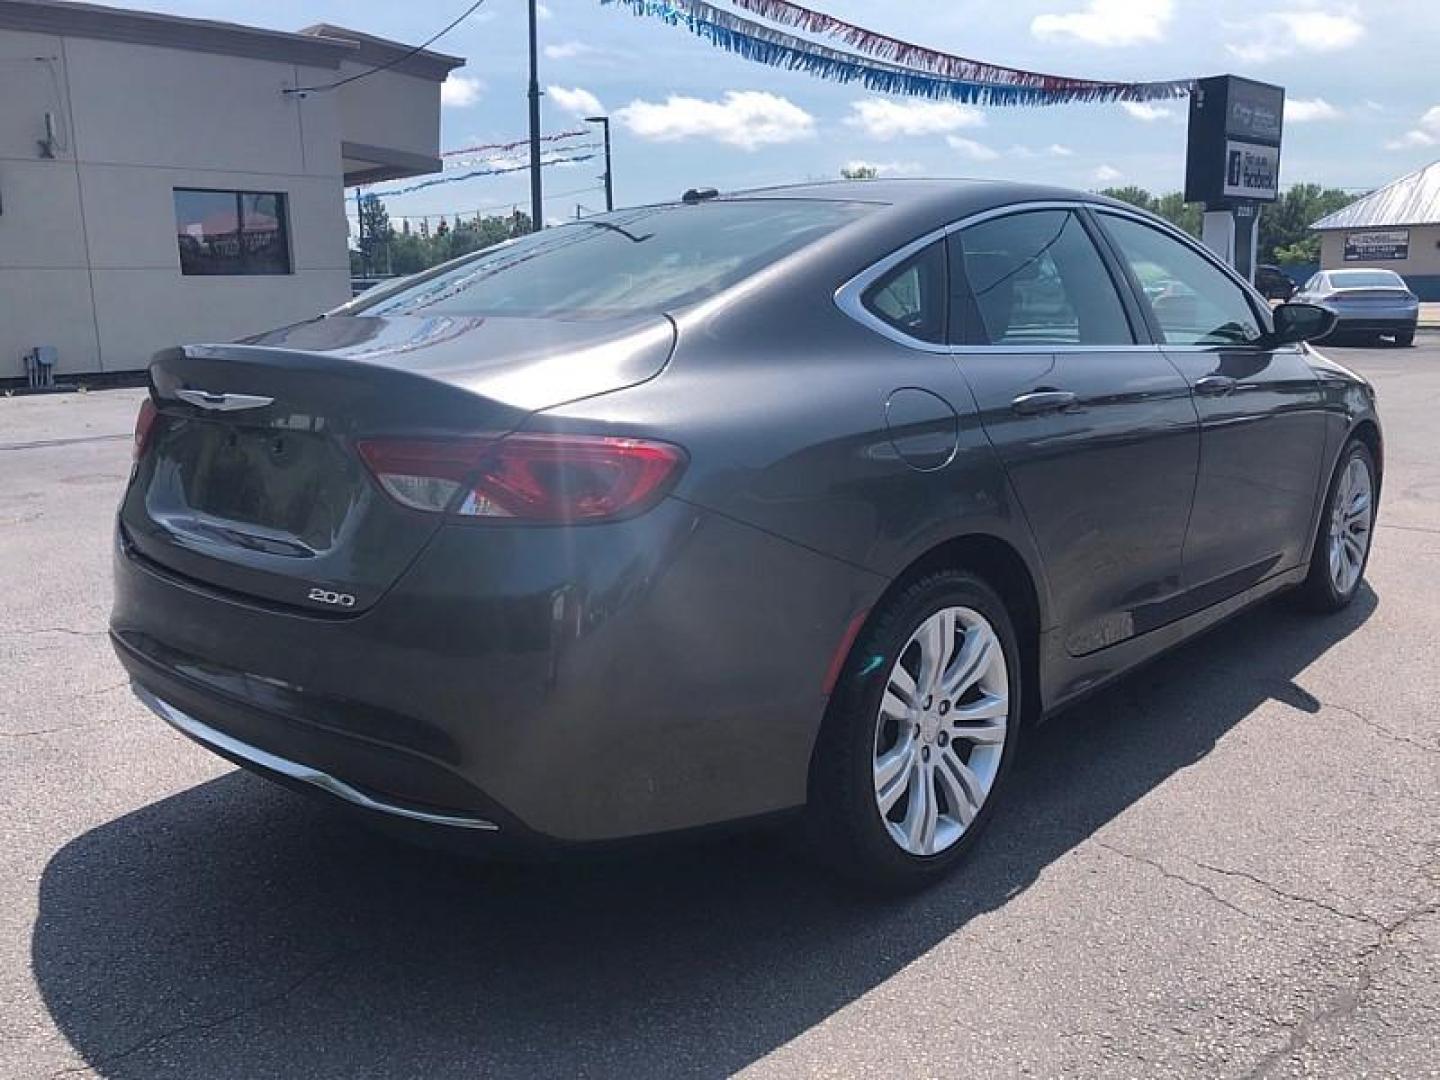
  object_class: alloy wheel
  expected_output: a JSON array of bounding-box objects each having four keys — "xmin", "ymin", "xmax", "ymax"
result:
[
  {"xmin": 872, "ymin": 606, "xmax": 1010, "ymax": 857},
  {"xmin": 1328, "ymin": 455, "xmax": 1373, "ymax": 596}
]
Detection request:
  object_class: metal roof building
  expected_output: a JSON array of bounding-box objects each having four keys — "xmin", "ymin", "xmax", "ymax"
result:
[
  {"xmin": 1312, "ymin": 161, "xmax": 1440, "ymax": 300},
  {"xmin": 1313, "ymin": 161, "xmax": 1440, "ymax": 231}
]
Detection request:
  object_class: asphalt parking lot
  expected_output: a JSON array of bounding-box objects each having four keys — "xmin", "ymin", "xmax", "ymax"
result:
[{"xmin": 2, "ymin": 339, "xmax": 1437, "ymax": 1080}]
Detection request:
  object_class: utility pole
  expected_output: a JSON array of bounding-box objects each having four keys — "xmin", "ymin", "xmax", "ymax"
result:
[
  {"xmin": 354, "ymin": 186, "xmax": 366, "ymax": 277},
  {"xmin": 586, "ymin": 115, "xmax": 613, "ymax": 212},
  {"xmin": 526, "ymin": 0, "xmax": 543, "ymax": 232}
]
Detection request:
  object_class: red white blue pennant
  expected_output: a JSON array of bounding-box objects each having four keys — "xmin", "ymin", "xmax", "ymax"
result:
[{"xmin": 601, "ymin": 0, "xmax": 1192, "ymax": 106}]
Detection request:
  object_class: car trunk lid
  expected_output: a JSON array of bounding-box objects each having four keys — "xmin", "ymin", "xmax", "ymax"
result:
[
  {"xmin": 1331, "ymin": 287, "xmax": 1413, "ymax": 304},
  {"xmin": 121, "ymin": 313, "xmax": 675, "ymax": 613}
]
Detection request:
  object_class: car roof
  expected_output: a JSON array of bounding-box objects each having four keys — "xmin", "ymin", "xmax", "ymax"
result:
[
  {"xmin": 707, "ymin": 177, "xmax": 1150, "ymax": 239},
  {"xmin": 1331, "ymin": 267, "xmax": 1402, "ymax": 275}
]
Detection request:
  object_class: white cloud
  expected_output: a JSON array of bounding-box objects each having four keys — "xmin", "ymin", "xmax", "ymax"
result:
[
  {"xmin": 1225, "ymin": 10, "xmax": 1364, "ymax": 63},
  {"xmin": 1286, "ymin": 97, "xmax": 1341, "ymax": 123},
  {"xmin": 1385, "ymin": 105, "xmax": 1440, "ymax": 150},
  {"xmin": 616, "ymin": 91, "xmax": 815, "ymax": 150},
  {"xmin": 1092, "ymin": 164, "xmax": 1124, "ymax": 183},
  {"xmin": 440, "ymin": 74, "xmax": 484, "ymax": 108},
  {"xmin": 1120, "ymin": 102, "xmax": 1173, "ymax": 122},
  {"xmin": 845, "ymin": 98, "xmax": 985, "ymax": 140},
  {"xmin": 1385, "ymin": 130, "xmax": 1434, "ymax": 150},
  {"xmin": 536, "ymin": 2, "xmax": 553, "ymax": 18},
  {"xmin": 947, "ymin": 136, "xmax": 1000, "ymax": 161},
  {"xmin": 544, "ymin": 41, "xmax": 597, "ymax": 60},
  {"xmin": 547, "ymin": 85, "xmax": 604, "ymax": 117},
  {"xmin": 1031, "ymin": 0, "xmax": 1174, "ymax": 47},
  {"xmin": 842, "ymin": 159, "xmax": 925, "ymax": 177},
  {"xmin": 1049, "ymin": 143, "xmax": 1075, "ymax": 156}
]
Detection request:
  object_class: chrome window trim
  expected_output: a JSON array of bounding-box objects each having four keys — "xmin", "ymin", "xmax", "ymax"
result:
[
  {"xmin": 834, "ymin": 225, "xmax": 954, "ymax": 354},
  {"xmin": 834, "ymin": 198, "xmax": 1280, "ymax": 355}
]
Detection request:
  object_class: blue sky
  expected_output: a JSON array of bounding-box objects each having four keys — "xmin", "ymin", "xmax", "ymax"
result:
[{"xmin": 97, "ymin": 0, "xmax": 1440, "ymax": 225}]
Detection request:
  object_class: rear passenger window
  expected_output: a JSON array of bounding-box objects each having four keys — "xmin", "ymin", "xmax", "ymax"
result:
[
  {"xmin": 862, "ymin": 240, "xmax": 947, "ymax": 344},
  {"xmin": 953, "ymin": 210, "xmax": 1133, "ymax": 346},
  {"xmin": 1098, "ymin": 213, "xmax": 1263, "ymax": 346}
]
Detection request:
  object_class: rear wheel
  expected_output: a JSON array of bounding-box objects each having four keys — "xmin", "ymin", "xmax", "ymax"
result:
[
  {"xmin": 809, "ymin": 570, "xmax": 1021, "ymax": 891},
  {"xmin": 1394, "ymin": 330, "xmax": 1415, "ymax": 347},
  {"xmin": 1296, "ymin": 440, "xmax": 1376, "ymax": 612}
]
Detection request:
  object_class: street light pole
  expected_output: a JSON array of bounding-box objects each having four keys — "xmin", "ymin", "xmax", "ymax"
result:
[
  {"xmin": 526, "ymin": 0, "xmax": 543, "ymax": 232},
  {"xmin": 586, "ymin": 115, "xmax": 613, "ymax": 212}
]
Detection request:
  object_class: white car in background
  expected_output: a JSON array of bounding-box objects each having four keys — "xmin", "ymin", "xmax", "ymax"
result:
[{"xmin": 1294, "ymin": 268, "xmax": 1419, "ymax": 346}]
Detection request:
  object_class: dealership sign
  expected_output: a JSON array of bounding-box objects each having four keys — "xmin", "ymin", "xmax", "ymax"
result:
[
  {"xmin": 1185, "ymin": 76, "xmax": 1284, "ymax": 207},
  {"xmin": 1344, "ymin": 230, "xmax": 1410, "ymax": 262}
]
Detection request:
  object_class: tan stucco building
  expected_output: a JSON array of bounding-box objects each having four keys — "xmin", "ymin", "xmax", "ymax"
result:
[{"xmin": 0, "ymin": 0, "xmax": 462, "ymax": 381}]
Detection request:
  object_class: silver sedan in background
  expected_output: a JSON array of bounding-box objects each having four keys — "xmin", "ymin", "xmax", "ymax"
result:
[{"xmin": 1295, "ymin": 268, "xmax": 1420, "ymax": 346}]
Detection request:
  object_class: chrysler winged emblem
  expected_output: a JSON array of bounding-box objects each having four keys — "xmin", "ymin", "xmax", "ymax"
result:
[{"xmin": 174, "ymin": 388, "xmax": 275, "ymax": 412}]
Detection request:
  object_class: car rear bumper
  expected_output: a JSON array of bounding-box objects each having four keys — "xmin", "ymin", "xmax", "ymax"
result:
[
  {"xmin": 112, "ymin": 499, "xmax": 883, "ymax": 845},
  {"xmin": 1331, "ymin": 317, "xmax": 1417, "ymax": 335},
  {"xmin": 131, "ymin": 681, "xmax": 502, "ymax": 831}
]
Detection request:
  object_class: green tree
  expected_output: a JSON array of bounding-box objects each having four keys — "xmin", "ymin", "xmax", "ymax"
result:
[
  {"xmin": 351, "ymin": 200, "xmax": 537, "ymax": 278},
  {"xmin": 1257, "ymin": 183, "xmax": 1358, "ymax": 264},
  {"xmin": 354, "ymin": 193, "xmax": 394, "ymax": 275},
  {"xmin": 1151, "ymin": 191, "xmax": 1202, "ymax": 238},
  {"xmin": 1098, "ymin": 187, "xmax": 1202, "ymax": 238},
  {"xmin": 1099, "ymin": 185, "xmax": 1155, "ymax": 212},
  {"xmin": 840, "ymin": 163, "xmax": 879, "ymax": 180}
]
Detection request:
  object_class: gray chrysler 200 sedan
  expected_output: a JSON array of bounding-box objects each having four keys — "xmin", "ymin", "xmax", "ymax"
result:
[{"xmin": 112, "ymin": 180, "xmax": 1380, "ymax": 889}]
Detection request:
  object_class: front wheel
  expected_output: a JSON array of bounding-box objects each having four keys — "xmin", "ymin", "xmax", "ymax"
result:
[
  {"xmin": 1295, "ymin": 439, "xmax": 1377, "ymax": 612},
  {"xmin": 1394, "ymin": 330, "xmax": 1415, "ymax": 347},
  {"xmin": 809, "ymin": 570, "xmax": 1022, "ymax": 891}
]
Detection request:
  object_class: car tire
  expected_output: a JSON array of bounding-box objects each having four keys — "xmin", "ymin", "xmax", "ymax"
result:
[
  {"xmin": 1394, "ymin": 330, "xmax": 1415, "ymax": 347},
  {"xmin": 808, "ymin": 569, "xmax": 1022, "ymax": 892},
  {"xmin": 1295, "ymin": 439, "xmax": 1377, "ymax": 613}
]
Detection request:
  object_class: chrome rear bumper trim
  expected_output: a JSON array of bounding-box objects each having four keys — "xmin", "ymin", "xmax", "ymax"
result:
[{"xmin": 133, "ymin": 684, "xmax": 500, "ymax": 832}]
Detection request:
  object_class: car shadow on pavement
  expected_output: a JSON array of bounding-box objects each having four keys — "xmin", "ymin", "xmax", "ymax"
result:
[{"xmin": 32, "ymin": 588, "xmax": 1376, "ymax": 1079}]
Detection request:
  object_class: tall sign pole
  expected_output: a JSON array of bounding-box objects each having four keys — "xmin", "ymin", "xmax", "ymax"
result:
[
  {"xmin": 526, "ymin": 0, "xmax": 543, "ymax": 232},
  {"xmin": 1184, "ymin": 76, "xmax": 1284, "ymax": 282}
]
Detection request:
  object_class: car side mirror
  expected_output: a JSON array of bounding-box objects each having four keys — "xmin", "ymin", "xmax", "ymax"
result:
[{"xmin": 1268, "ymin": 302, "xmax": 1336, "ymax": 346}]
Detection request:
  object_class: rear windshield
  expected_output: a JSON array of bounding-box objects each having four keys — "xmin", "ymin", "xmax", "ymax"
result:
[
  {"xmin": 359, "ymin": 200, "xmax": 873, "ymax": 319},
  {"xmin": 1329, "ymin": 270, "xmax": 1406, "ymax": 289}
]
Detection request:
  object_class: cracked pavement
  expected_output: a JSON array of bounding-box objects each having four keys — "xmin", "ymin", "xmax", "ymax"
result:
[{"xmin": 2, "ymin": 341, "xmax": 1438, "ymax": 1079}]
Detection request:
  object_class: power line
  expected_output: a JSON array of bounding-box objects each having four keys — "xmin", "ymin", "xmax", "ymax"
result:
[{"xmin": 285, "ymin": 0, "xmax": 487, "ymax": 95}]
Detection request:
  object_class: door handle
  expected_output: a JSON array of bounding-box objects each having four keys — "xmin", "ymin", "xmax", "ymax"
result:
[
  {"xmin": 1011, "ymin": 390, "xmax": 1078, "ymax": 416},
  {"xmin": 1194, "ymin": 375, "xmax": 1237, "ymax": 396}
]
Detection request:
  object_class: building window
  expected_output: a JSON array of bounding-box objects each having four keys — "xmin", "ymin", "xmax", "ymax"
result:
[{"xmin": 173, "ymin": 189, "xmax": 292, "ymax": 276}]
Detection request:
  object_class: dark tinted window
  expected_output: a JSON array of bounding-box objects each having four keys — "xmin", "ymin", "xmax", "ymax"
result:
[
  {"xmin": 363, "ymin": 200, "xmax": 871, "ymax": 319},
  {"xmin": 174, "ymin": 189, "xmax": 291, "ymax": 276},
  {"xmin": 1098, "ymin": 213, "xmax": 1262, "ymax": 346},
  {"xmin": 1329, "ymin": 269, "xmax": 1407, "ymax": 289},
  {"xmin": 861, "ymin": 240, "xmax": 947, "ymax": 344},
  {"xmin": 955, "ymin": 210, "xmax": 1133, "ymax": 345}
]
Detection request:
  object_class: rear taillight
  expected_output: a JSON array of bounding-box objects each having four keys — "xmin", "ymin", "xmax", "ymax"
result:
[
  {"xmin": 357, "ymin": 433, "xmax": 686, "ymax": 523},
  {"xmin": 133, "ymin": 397, "xmax": 158, "ymax": 460}
]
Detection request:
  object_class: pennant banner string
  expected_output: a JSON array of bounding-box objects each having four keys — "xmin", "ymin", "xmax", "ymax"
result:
[
  {"xmin": 600, "ymin": 0, "xmax": 1192, "ymax": 105},
  {"xmin": 371, "ymin": 153, "xmax": 600, "ymax": 198},
  {"xmin": 442, "ymin": 129, "xmax": 589, "ymax": 158},
  {"xmin": 443, "ymin": 142, "xmax": 603, "ymax": 170},
  {"xmin": 724, "ymin": 0, "xmax": 1177, "ymax": 94}
]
